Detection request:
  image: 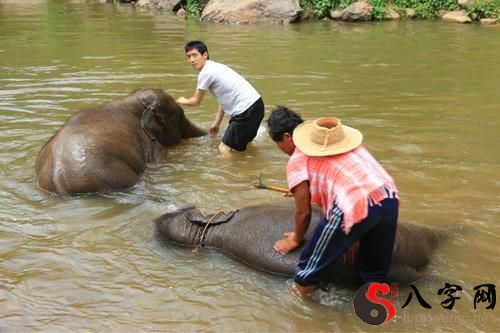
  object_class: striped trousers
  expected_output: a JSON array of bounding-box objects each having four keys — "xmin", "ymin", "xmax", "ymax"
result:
[{"xmin": 294, "ymin": 197, "xmax": 398, "ymax": 287}]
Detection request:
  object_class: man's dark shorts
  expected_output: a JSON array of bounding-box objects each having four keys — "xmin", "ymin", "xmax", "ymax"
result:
[{"xmin": 223, "ymin": 98, "xmax": 264, "ymax": 151}]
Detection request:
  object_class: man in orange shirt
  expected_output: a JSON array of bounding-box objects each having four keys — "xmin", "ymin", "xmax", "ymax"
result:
[{"xmin": 267, "ymin": 106, "xmax": 399, "ymax": 296}]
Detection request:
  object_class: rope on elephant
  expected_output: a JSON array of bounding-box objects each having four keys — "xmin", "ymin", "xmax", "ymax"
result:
[{"xmin": 192, "ymin": 211, "xmax": 225, "ymax": 253}]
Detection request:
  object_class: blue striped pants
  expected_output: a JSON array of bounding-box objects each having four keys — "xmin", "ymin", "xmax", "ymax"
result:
[{"xmin": 294, "ymin": 197, "xmax": 398, "ymax": 287}]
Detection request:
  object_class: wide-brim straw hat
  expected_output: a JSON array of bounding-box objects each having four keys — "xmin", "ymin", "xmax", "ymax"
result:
[{"xmin": 293, "ymin": 117, "xmax": 363, "ymax": 156}]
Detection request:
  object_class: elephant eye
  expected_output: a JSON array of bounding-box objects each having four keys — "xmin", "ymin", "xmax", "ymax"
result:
[{"xmin": 155, "ymin": 114, "xmax": 165, "ymax": 125}]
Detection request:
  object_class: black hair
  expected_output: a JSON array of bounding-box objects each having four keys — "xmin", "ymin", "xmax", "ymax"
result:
[
  {"xmin": 267, "ymin": 106, "xmax": 304, "ymax": 142},
  {"xmin": 184, "ymin": 40, "xmax": 209, "ymax": 59}
]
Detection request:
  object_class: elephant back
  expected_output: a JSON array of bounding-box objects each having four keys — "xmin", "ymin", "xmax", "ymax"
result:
[
  {"xmin": 186, "ymin": 210, "xmax": 237, "ymax": 226},
  {"xmin": 392, "ymin": 221, "xmax": 444, "ymax": 270},
  {"xmin": 34, "ymin": 88, "xmax": 206, "ymax": 195},
  {"xmin": 154, "ymin": 201, "xmax": 448, "ymax": 286},
  {"xmin": 203, "ymin": 201, "xmax": 320, "ymax": 276}
]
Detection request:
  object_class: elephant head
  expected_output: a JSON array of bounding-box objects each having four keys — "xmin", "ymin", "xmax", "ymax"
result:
[
  {"xmin": 155, "ymin": 205, "xmax": 238, "ymax": 249},
  {"xmin": 134, "ymin": 88, "xmax": 206, "ymax": 147}
]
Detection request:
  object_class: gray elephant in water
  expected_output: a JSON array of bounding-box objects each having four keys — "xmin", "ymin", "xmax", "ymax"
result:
[
  {"xmin": 35, "ymin": 88, "xmax": 206, "ymax": 195},
  {"xmin": 155, "ymin": 201, "xmax": 449, "ymax": 286}
]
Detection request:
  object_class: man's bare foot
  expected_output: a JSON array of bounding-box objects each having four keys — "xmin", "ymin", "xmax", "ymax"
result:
[{"xmin": 294, "ymin": 284, "xmax": 317, "ymax": 297}]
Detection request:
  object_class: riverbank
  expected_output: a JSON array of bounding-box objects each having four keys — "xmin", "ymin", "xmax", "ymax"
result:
[{"xmin": 131, "ymin": 0, "xmax": 499, "ymax": 25}]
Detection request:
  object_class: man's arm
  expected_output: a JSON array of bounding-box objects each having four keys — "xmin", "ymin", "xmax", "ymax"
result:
[
  {"xmin": 274, "ymin": 180, "xmax": 311, "ymax": 255},
  {"xmin": 209, "ymin": 105, "xmax": 224, "ymax": 137},
  {"xmin": 176, "ymin": 89, "xmax": 205, "ymax": 106}
]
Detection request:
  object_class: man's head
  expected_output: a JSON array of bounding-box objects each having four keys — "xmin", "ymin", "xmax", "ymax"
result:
[
  {"xmin": 267, "ymin": 106, "xmax": 304, "ymax": 156},
  {"xmin": 184, "ymin": 40, "xmax": 209, "ymax": 71}
]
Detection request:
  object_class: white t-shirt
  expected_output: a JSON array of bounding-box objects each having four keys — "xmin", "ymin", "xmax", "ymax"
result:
[{"xmin": 197, "ymin": 60, "xmax": 260, "ymax": 116}]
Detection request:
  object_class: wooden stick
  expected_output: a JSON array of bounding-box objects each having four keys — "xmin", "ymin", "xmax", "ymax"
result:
[{"xmin": 253, "ymin": 183, "xmax": 289, "ymax": 193}]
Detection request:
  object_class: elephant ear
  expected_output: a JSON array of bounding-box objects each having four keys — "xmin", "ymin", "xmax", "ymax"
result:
[{"xmin": 185, "ymin": 210, "xmax": 237, "ymax": 226}]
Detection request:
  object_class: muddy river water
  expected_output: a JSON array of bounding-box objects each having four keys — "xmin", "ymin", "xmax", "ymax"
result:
[{"xmin": 0, "ymin": 1, "xmax": 499, "ymax": 331}]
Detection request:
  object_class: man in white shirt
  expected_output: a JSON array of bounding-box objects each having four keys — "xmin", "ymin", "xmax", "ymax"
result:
[{"xmin": 176, "ymin": 40, "xmax": 264, "ymax": 154}]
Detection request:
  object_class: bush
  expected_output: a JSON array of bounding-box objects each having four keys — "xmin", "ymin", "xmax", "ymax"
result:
[
  {"xmin": 300, "ymin": 0, "xmax": 387, "ymax": 20},
  {"xmin": 300, "ymin": 0, "xmax": 335, "ymax": 18},
  {"xmin": 336, "ymin": 0, "xmax": 355, "ymax": 9},
  {"xmin": 392, "ymin": 0, "xmax": 458, "ymax": 18},
  {"xmin": 370, "ymin": 0, "xmax": 388, "ymax": 19},
  {"xmin": 299, "ymin": 0, "xmax": 466, "ymax": 19},
  {"xmin": 186, "ymin": 0, "xmax": 499, "ymax": 20},
  {"xmin": 185, "ymin": 0, "xmax": 201, "ymax": 16},
  {"xmin": 466, "ymin": 0, "xmax": 500, "ymax": 20}
]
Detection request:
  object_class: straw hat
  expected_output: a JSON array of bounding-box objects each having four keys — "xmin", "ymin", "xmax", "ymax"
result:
[{"xmin": 292, "ymin": 117, "xmax": 363, "ymax": 156}]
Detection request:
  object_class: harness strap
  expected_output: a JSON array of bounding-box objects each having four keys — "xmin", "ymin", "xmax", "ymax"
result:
[
  {"xmin": 139, "ymin": 94, "xmax": 157, "ymax": 142},
  {"xmin": 192, "ymin": 211, "xmax": 226, "ymax": 253}
]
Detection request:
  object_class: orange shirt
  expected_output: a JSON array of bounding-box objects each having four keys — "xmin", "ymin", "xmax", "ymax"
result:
[{"xmin": 287, "ymin": 145, "xmax": 399, "ymax": 234}]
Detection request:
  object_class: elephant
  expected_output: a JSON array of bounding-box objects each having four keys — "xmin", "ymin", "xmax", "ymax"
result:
[
  {"xmin": 154, "ymin": 200, "xmax": 451, "ymax": 287},
  {"xmin": 35, "ymin": 88, "xmax": 206, "ymax": 195}
]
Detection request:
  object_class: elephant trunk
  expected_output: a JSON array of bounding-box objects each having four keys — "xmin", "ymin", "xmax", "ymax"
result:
[{"xmin": 179, "ymin": 112, "xmax": 207, "ymax": 139}]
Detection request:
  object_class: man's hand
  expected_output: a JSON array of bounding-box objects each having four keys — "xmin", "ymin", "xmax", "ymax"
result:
[
  {"xmin": 209, "ymin": 123, "xmax": 219, "ymax": 137},
  {"xmin": 210, "ymin": 107, "xmax": 224, "ymax": 137},
  {"xmin": 176, "ymin": 90, "xmax": 204, "ymax": 106},
  {"xmin": 273, "ymin": 231, "xmax": 300, "ymax": 255},
  {"xmin": 176, "ymin": 96, "xmax": 188, "ymax": 104}
]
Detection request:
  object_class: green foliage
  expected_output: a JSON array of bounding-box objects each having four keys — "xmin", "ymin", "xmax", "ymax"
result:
[
  {"xmin": 299, "ymin": 0, "xmax": 316, "ymax": 17},
  {"xmin": 393, "ymin": 0, "xmax": 458, "ymax": 18},
  {"xmin": 370, "ymin": 0, "xmax": 388, "ymax": 19},
  {"xmin": 180, "ymin": 0, "xmax": 500, "ymax": 21},
  {"xmin": 185, "ymin": 0, "xmax": 201, "ymax": 16},
  {"xmin": 337, "ymin": 0, "xmax": 355, "ymax": 8},
  {"xmin": 300, "ymin": 0, "xmax": 335, "ymax": 17},
  {"xmin": 466, "ymin": 0, "xmax": 500, "ymax": 20},
  {"xmin": 300, "ymin": 0, "xmax": 500, "ymax": 20}
]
